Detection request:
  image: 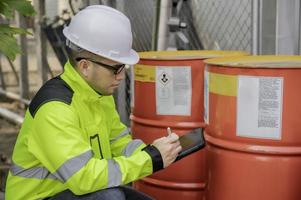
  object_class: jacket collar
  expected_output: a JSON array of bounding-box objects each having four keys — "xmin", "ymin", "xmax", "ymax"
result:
[{"xmin": 60, "ymin": 61, "xmax": 102, "ymax": 100}]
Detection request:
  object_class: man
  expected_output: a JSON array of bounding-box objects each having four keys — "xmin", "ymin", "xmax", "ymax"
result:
[{"xmin": 5, "ymin": 5, "xmax": 182, "ymax": 200}]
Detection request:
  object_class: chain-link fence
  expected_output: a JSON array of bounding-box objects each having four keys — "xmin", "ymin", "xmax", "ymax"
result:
[
  {"xmin": 190, "ymin": 0, "xmax": 253, "ymax": 53},
  {"xmin": 123, "ymin": 0, "xmax": 203, "ymax": 51},
  {"xmin": 177, "ymin": 0, "xmax": 203, "ymax": 50},
  {"xmin": 123, "ymin": 0, "xmax": 155, "ymax": 52}
]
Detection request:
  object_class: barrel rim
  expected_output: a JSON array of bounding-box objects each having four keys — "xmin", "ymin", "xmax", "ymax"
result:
[
  {"xmin": 138, "ymin": 176, "xmax": 206, "ymax": 190},
  {"xmin": 138, "ymin": 50, "xmax": 248, "ymax": 60},
  {"xmin": 130, "ymin": 115, "xmax": 206, "ymax": 129},
  {"xmin": 205, "ymin": 133, "xmax": 301, "ymax": 155},
  {"xmin": 204, "ymin": 55, "xmax": 301, "ymax": 68}
]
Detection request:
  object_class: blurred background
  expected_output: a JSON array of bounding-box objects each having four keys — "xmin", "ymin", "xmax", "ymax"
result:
[{"xmin": 0, "ymin": 0, "xmax": 301, "ymax": 197}]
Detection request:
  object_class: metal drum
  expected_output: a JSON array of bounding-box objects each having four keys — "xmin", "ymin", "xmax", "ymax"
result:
[{"xmin": 204, "ymin": 56, "xmax": 301, "ymax": 200}]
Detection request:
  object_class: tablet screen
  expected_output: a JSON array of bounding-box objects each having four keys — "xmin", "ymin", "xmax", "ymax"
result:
[{"xmin": 175, "ymin": 128, "xmax": 205, "ymax": 161}]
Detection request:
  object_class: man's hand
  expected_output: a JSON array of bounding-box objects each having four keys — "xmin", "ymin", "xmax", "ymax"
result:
[{"xmin": 152, "ymin": 133, "xmax": 182, "ymax": 168}]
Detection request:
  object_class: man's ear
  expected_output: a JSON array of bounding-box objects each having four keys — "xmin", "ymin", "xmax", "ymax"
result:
[{"xmin": 78, "ymin": 59, "xmax": 89, "ymax": 77}]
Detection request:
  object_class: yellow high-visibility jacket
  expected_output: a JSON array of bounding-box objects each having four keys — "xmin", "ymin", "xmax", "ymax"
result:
[{"xmin": 5, "ymin": 61, "xmax": 163, "ymax": 200}]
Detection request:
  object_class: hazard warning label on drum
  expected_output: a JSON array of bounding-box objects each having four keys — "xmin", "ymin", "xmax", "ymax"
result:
[
  {"xmin": 156, "ymin": 66, "xmax": 191, "ymax": 116},
  {"xmin": 236, "ymin": 76, "xmax": 283, "ymax": 140}
]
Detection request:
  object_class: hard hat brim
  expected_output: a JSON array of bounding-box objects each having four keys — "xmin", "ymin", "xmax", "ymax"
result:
[
  {"xmin": 63, "ymin": 27, "xmax": 140, "ymax": 65},
  {"xmin": 117, "ymin": 49, "xmax": 140, "ymax": 65}
]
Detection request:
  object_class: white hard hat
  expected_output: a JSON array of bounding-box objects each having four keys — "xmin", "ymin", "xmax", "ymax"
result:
[{"xmin": 63, "ymin": 5, "xmax": 139, "ymax": 65}]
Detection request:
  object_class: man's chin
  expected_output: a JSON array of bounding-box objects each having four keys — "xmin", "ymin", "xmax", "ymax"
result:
[
  {"xmin": 102, "ymin": 89, "xmax": 115, "ymax": 96},
  {"xmin": 93, "ymin": 87, "xmax": 115, "ymax": 96}
]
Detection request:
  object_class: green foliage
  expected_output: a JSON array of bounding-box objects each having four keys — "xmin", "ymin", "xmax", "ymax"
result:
[
  {"xmin": 0, "ymin": 0, "xmax": 36, "ymax": 60},
  {"xmin": 0, "ymin": 0, "xmax": 36, "ymax": 18},
  {"xmin": 0, "ymin": 24, "xmax": 30, "ymax": 60}
]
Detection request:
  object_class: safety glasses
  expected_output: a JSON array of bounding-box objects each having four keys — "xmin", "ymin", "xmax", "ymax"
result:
[{"xmin": 76, "ymin": 57, "xmax": 126, "ymax": 75}]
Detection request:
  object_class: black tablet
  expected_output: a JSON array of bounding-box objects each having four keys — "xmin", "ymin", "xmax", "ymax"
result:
[{"xmin": 175, "ymin": 127, "xmax": 205, "ymax": 161}]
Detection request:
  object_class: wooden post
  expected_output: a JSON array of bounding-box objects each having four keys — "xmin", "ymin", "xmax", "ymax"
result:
[
  {"xmin": 0, "ymin": 56, "xmax": 6, "ymax": 90},
  {"xmin": 16, "ymin": 13, "xmax": 29, "ymax": 99},
  {"xmin": 0, "ymin": 57, "xmax": 6, "ymax": 90},
  {"xmin": 6, "ymin": 56, "xmax": 19, "ymax": 84},
  {"xmin": 33, "ymin": 0, "xmax": 48, "ymax": 86},
  {"xmin": 0, "ymin": 17, "xmax": 7, "ymax": 90}
]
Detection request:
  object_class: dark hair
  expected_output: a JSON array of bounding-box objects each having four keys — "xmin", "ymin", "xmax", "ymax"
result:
[
  {"xmin": 65, "ymin": 40, "xmax": 91, "ymax": 67},
  {"xmin": 66, "ymin": 47, "xmax": 78, "ymax": 67}
]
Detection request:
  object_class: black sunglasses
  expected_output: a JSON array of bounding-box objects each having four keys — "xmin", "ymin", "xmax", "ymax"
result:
[{"xmin": 76, "ymin": 57, "xmax": 126, "ymax": 75}]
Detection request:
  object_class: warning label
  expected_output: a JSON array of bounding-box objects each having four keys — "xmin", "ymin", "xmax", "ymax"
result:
[
  {"xmin": 156, "ymin": 66, "xmax": 192, "ymax": 116},
  {"xmin": 258, "ymin": 78, "xmax": 282, "ymax": 128},
  {"xmin": 236, "ymin": 76, "xmax": 283, "ymax": 140}
]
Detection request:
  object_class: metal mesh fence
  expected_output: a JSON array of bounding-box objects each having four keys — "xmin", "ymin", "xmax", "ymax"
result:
[
  {"xmin": 177, "ymin": 0, "xmax": 203, "ymax": 50},
  {"xmin": 190, "ymin": 0, "xmax": 253, "ymax": 53},
  {"xmin": 123, "ymin": 0, "xmax": 203, "ymax": 51},
  {"xmin": 123, "ymin": 0, "xmax": 155, "ymax": 52}
]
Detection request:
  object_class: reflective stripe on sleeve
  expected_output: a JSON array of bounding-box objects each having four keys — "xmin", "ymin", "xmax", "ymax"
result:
[
  {"xmin": 107, "ymin": 159, "xmax": 122, "ymax": 187},
  {"xmin": 10, "ymin": 163, "xmax": 58, "ymax": 180},
  {"xmin": 122, "ymin": 139, "xmax": 144, "ymax": 157},
  {"xmin": 52, "ymin": 150, "xmax": 93, "ymax": 182},
  {"xmin": 110, "ymin": 128, "xmax": 130, "ymax": 144},
  {"xmin": 10, "ymin": 150, "xmax": 93, "ymax": 182}
]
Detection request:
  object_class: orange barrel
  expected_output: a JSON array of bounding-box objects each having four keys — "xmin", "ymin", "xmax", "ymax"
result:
[
  {"xmin": 203, "ymin": 56, "xmax": 301, "ymax": 200},
  {"xmin": 131, "ymin": 50, "xmax": 248, "ymax": 200}
]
